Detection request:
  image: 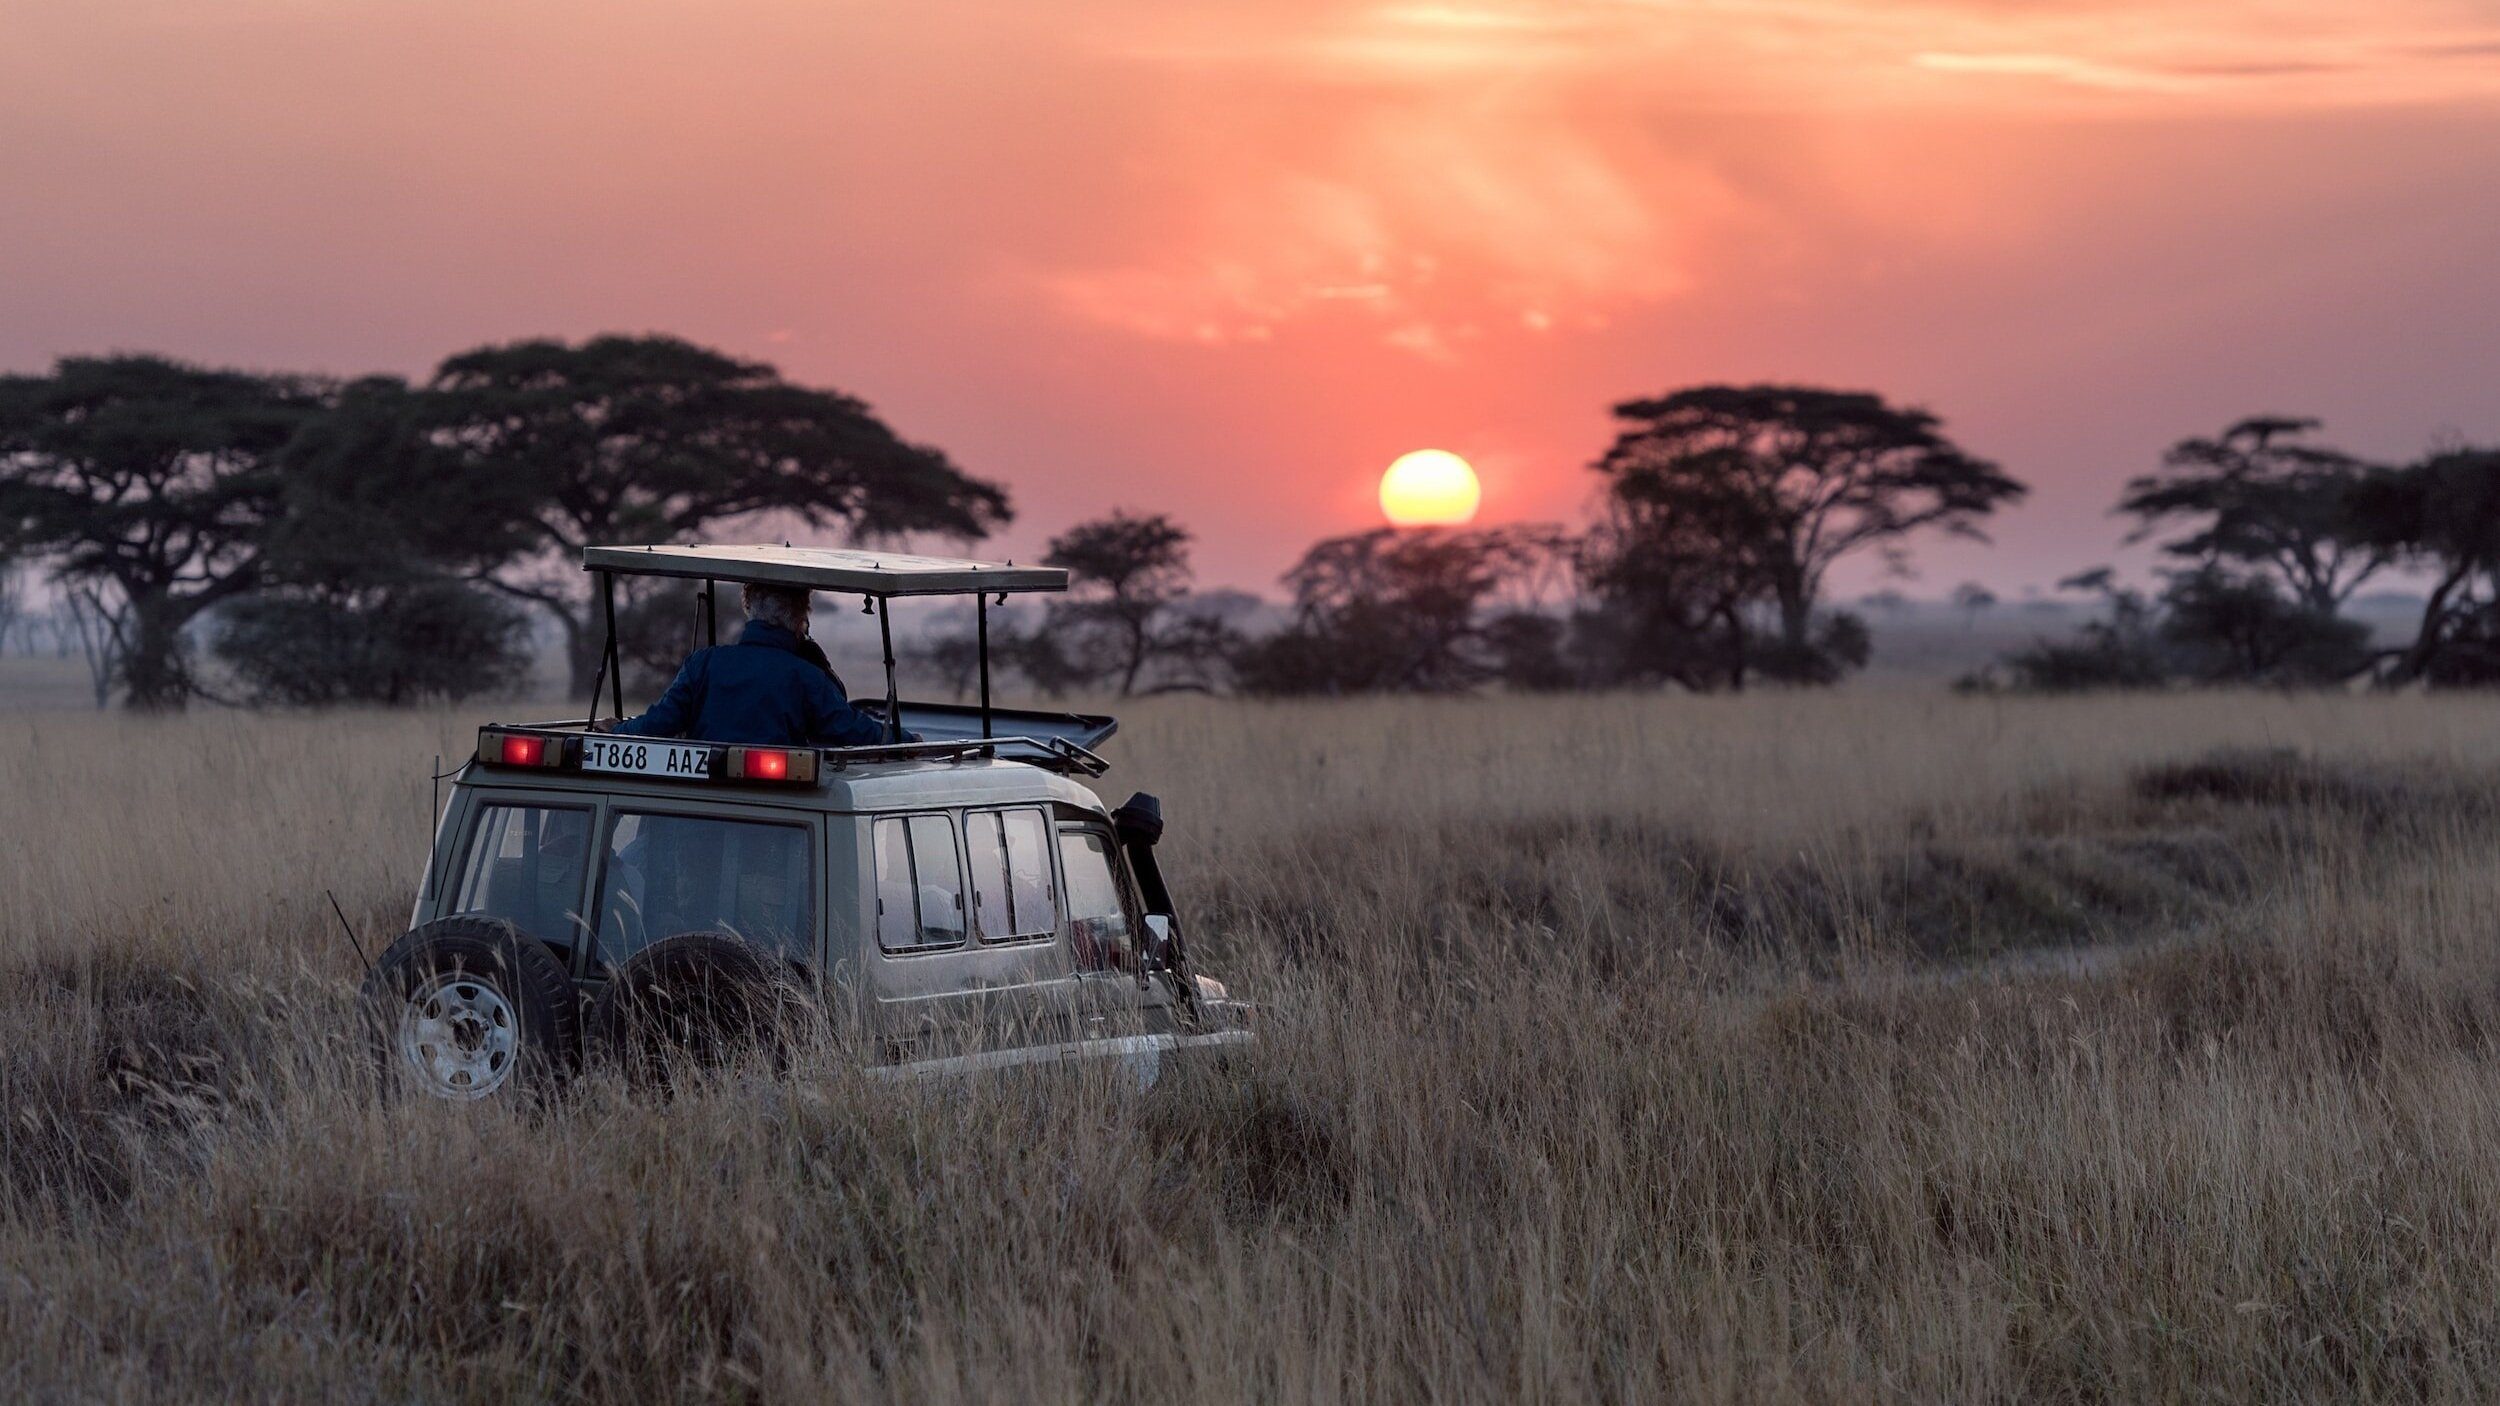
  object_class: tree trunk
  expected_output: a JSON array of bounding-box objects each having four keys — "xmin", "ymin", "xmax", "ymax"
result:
[
  {"xmin": 1119, "ymin": 618, "xmax": 1148, "ymax": 697},
  {"xmin": 559, "ymin": 608, "xmax": 602, "ymax": 704},
  {"xmin": 119, "ymin": 599, "xmax": 191, "ymax": 712},
  {"xmin": 1773, "ymin": 570, "xmax": 1813, "ymax": 654},
  {"xmin": 2389, "ymin": 565, "xmax": 2470, "ymax": 685}
]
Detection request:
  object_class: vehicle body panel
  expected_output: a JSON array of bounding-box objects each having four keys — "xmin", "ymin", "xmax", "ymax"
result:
[{"xmin": 414, "ymin": 749, "xmax": 1238, "ymax": 1078}]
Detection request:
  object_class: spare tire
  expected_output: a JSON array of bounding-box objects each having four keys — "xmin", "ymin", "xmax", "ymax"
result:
[
  {"xmin": 359, "ymin": 917, "xmax": 581, "ymax": 1101},
  {"xmin": 590, "ymin": 933, "xmax": 810, "ymax": 1086}
]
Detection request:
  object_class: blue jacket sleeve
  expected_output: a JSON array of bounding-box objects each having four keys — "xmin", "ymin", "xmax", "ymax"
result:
[
  {"xmin": 615, "ymin": 652, "xmax": 707, "ymax": 737},
  {"xmin": 807, "ymin": 671, "xmax": 915, "ymax": 747}
]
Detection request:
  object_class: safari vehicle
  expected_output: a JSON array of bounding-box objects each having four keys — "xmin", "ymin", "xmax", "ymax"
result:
[{"xmin": 360, "ymin": 543, "xmax": 1249, "ymax": 1101}]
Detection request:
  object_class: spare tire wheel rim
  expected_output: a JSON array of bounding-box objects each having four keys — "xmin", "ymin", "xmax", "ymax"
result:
[{"xmin": 399, "ymin": 970, "xmax": 522, "ymax": 1098}]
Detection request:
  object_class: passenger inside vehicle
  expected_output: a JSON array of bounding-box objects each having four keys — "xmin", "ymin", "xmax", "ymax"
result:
[
  {"xmin": 605, "ymin": 583, "xmax": 913, "ymax": 748},
  {"xmin": 596, "ymin": 812, "xmax": 813, "ymax": 964}
]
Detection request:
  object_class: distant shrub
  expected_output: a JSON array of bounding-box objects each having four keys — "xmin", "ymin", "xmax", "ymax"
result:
[
  {"xmin": 2158, "ymin": 568, "xmax": 2370, "ymax": 685},
  {"xmin": 215, "ymin": 579, "xmax": 532, "ymax": 706},
  {"xmin": 1993, "ymin": 631, "xmax": 2172, "ymax": 693},
  {"xmin": 1752, "ymin": 611, "xmax": 1871, "ymax": 686}
]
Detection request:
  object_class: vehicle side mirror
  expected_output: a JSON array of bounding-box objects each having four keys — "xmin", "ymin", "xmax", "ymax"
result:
[{"xmin": 1142, "ymin": 914, "xmax": 1175, "ymax": 963}]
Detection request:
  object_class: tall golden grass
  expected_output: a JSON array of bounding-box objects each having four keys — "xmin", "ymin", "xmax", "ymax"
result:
[{"xmin": 7, "ymin": 690, "xmax": 2500, "ymax": 1401}]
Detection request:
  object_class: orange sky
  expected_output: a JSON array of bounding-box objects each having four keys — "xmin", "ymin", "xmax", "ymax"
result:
[{"xmin": 4, "ymin": 0, "xmax": 2498, "ymax": 594}]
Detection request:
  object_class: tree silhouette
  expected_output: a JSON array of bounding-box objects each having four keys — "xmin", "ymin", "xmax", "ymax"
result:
[
  {"xmin": 1043, "ymin": 511, "xmax": 1201, "ymax": 696},
  {"xmin": 0, "ymin": 355, "xmax": 324, "ymax": 708},
  {"xmin": 1594, "ymin": 385, "xmax": 2024, "ymax": 669},
  {"xmin": 211, "ymin": 377, "xmax": 539, "ymax": 705},
  {"xmin": 425, "ymin": 335, "xmax": 1011, "ymax": 694},
  {"xmin": 1577, "ymin": 452, "xmax": 1783, "ymax": 689},
  {"xmin": 1951, "ymin": 581, "xmax": 1998, "ymax": 629},
  {"xmin": 2343, "ymin": 448, "xmax": 2500, "ymax": 684},
  {"xmin": 1236, "ymin": 526, "xmax": 1560, "ymax": 694},
  {"xmin": 2119, "ymin": 416, "xmax": 2388, "ymax": 612}
]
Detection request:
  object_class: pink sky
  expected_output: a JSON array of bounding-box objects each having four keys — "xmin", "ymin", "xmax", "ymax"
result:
[{"xmin": 5, "ymin": 0, "xmax": 2498, "ymax": 595}]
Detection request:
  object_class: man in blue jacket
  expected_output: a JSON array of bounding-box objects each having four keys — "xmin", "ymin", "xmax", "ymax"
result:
[{"xmin": 605, "ymin": 583, "xmax": 911, "ymax": 747}]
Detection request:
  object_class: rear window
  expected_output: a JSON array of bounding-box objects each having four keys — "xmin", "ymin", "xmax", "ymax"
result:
[
  {"xmin": 450, "ymin": 804, "xmax": 592, "ymax": 953},
  {"xmin": 595, "ymin": 812, "xmax": 813, "ymax": 964}
]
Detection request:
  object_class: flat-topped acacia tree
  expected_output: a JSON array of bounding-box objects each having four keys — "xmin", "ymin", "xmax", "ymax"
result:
[
  {"xmin": 0, "ymin": 355, "xmax": 326, "ymax": 709},
  {"xmin": 1591, "ymin": 384, "xmax": 2025, "ymax": 681},
  {"xmin": 425, "ymin": 335, "xmax": 1012, "ymax": 695}
]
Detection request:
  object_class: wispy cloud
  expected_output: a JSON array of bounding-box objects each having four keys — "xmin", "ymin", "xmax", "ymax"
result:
[
  {"xmin": 1051, "ymin": 0, "xmax": 2500, "ymax": 355},
  {"xmin": 1912, "ymin": 51, "xmax": 2202, "ymax": 93}
]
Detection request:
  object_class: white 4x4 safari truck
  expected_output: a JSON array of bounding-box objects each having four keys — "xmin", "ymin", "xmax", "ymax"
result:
[{"xmin": 361, "ymin": 544, "xmax": 1250, "ymax": 1101}]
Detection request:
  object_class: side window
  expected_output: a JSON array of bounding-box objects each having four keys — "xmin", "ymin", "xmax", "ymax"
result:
[
  {"xmin": 965, "ymin": 808, "xmax": 1056, "ymax": 943},
  {"xmin": 873, "ymin": 818, "xmax": 918, "ymax": 950},
  {"xmin": 451, "ymin": 805, "xmax": 592, "ymax": 953},
  {"xmin": 872, "ymin": 814, "xmax": 969, "ymax": 952},
  {"xmin": 1058, "ymin": 829, "xmax": 1133, "ymax": 973},
  {"xmin": 908, "ymin": 815, "xmax": 967, "ymax": 945},
  {"xmin": 596, "ymin": 812, "xmax": 813, "ymax": 964},
  {"xmin": 1004, "ymin": 810, "xmax": 1054, "ymax": 935}
]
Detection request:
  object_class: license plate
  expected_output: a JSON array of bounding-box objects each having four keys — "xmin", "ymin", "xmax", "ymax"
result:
[{"xmin": 581, "ymin": 736, "xmax": 714, "ymax": 779}]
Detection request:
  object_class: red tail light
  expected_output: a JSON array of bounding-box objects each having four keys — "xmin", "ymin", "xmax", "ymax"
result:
[
  {"xmin": 501, "ymin": 735, "xmax": 543, "ymax": 766},
  {"xmin": 725, "ymin": 746, "xmax": 816, "ymax": 783}
]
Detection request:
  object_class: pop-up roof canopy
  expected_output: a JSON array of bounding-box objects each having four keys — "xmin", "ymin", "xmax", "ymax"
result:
[
  {"xmin": 581, "ymin": 543, "xmax": 1066, "ymax": 598},
  {"xmin": 574, "ymin": 543, "xmax": 1071, "ymax": 755}
]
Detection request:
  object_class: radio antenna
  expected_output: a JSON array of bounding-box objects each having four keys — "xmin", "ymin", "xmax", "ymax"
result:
[{"xmin": 326, "ymin": 889, "xmax": 373, "ymax": 975}]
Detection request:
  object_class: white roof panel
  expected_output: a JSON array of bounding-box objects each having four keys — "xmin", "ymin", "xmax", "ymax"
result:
[{"xmin": 581, "ymin": 543, "xmax": 1067, "ymax": 597}]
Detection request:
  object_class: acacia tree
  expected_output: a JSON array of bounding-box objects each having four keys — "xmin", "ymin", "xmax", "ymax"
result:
[
  {"xmin": 1951, "ymin": 582, "xmax": 1999, "ymax": 630},
  {"xmin": 0, "ymin": 355, "xmax": 325, "ymax": 708},
  {"xmin": 2344, "ymin": 448, "xmax": 2500, "ymax": 685},
  {"xmin": 425, "ymin": 335, "xmax": 1012, "ymax": 694},
  {"xmin": 1042, "ymin": 511, "xmax": 1205, "ymax": 696},
  {"xmin": 1235, "ymin": 526, "xmax": 1560, "ymax": 694},
  {"xmin": 1577, "ymin": 455, "xmax": 1783, "ymax": 689},
  {"xmin": 1593, "ymin": 385, "xmax": 2024, "ymax": 675},
  {"xmin": 2120, "ymin": 416, "xmax": 2389, "ymax": 612},
  {"xmin": 212, "ymin": 377, "xmax": 539, "ymax": 705}
]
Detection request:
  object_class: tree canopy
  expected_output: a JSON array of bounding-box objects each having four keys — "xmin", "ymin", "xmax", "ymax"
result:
[
  {"xmin": 1592, "ymin": 385, "xmax": 2023, "ymax": 681},
  {"xmin": 1236, "ymin": 526, "xmax": 1564, "ymax": 695},
  {"xmin": 427, "ymin": 335, "xmax": 1013, "ymax": 692},
  {"xmin": 1042, "ymin": 511, "xmax": 1203, "ymax": 696},
  {"xmin": 207, "ymin": 377, "xmax": 540, "ymax": 706},
  {"xmin": 0, "ymin": 355, "xmax": 326, "ymax": 708},
  {"xmin": 2344, "ymin": 448, "xmax": 2500, "ymax": 685},
  {"xmin": 2119, "ymin": 416, "xmax": 2388, "ymax": 611}
]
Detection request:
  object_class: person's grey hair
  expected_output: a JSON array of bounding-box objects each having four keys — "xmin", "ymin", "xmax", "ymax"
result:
[{"xmin": 742, "ymin": 583, "xmax": 811, "ymax": 633}]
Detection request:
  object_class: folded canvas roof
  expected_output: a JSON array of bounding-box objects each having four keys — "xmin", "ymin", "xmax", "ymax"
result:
[{"xmin": 581, "ymin": 543, "xmax": 1067, "ymax": 597}]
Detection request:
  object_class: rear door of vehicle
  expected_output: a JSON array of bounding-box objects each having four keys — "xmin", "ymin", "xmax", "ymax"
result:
[
  {"xmin": 433, "ymin": 789, "xmax": 602, "ymax": 972},
  {"xmin": 584, "ymin": 802, "xmax": 822, "ymax": 975}
]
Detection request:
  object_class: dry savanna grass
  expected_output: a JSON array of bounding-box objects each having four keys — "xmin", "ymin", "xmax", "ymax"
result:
[{"xmin": 9, "ymin": 690, "xmax": 2500, "ymax": 1401}]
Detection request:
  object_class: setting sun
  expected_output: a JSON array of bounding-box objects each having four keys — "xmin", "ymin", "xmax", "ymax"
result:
[{"xmin": 1380, "ymin": 449, "xmax": 1482, "ymax": 527}]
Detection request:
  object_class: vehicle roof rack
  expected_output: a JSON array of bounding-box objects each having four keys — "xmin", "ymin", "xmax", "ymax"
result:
[
  {"xmin": 820, "ymin": 735, "xmax": 1111, "ymax": 778},
  {"xmin": 581, "ymin": 543, "xmax": 1067, "ymax": 598}
]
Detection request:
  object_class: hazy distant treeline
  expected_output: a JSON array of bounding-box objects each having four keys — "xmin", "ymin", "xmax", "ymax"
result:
[{"xmin": 4, "ymin": 336, "xmax": 2495, "ymax": 709}]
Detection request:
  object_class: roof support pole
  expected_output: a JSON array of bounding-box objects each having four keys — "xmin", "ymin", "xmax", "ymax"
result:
[
  {"xmin": 977, "ymin": 594, "xmax": 994, "ymax": 739},
  {"xmin": 876, "ymin": 595, "xmax": 901, "ymax": 743},
  {"xmin": 700, "ymin": 578, "xmax": 718, "ymax": 647},
  {"xmin": 584, "ymin": 569, "xmax": 615, "ymax": 728},
  {"xmin": 602, "ymin": 570, "xmax": 625, "ymax": 722}
]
